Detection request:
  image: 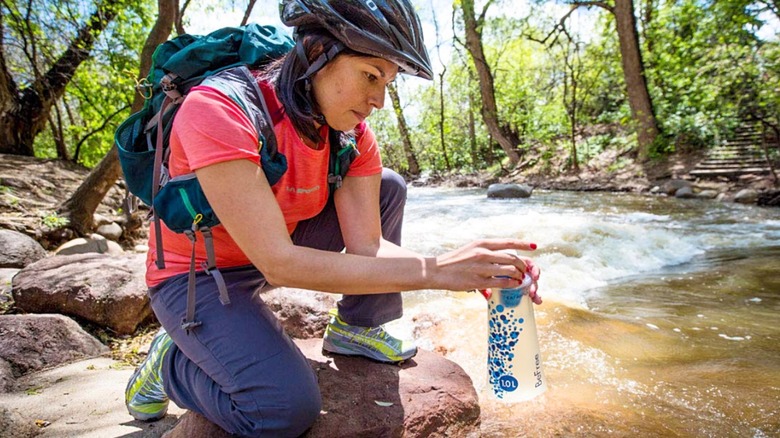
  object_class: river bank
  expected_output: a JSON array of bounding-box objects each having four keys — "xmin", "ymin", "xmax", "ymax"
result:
[{"xmin": 409, "ymin": 149, "xmax": 778, "ymax": 204}]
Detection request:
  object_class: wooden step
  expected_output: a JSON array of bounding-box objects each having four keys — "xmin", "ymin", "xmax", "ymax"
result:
[
  {"xmin": 690, "ymin": 167, "xmax": 770, "ymax": 177},
  {"xmin": 698, "ymin": 161, "xmax": 767, "ymax": 168}
]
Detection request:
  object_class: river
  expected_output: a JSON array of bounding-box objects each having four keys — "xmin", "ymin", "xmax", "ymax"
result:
[{"xmin": 386, "ymin": 187, "xmax": 780, "ymax": 437}]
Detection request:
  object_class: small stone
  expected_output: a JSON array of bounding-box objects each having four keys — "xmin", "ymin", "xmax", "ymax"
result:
[{"xmin": 96, "ymin": 222, "xmax": 123, "ymax": 241}]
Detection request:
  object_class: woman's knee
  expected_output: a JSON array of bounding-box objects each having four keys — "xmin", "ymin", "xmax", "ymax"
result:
[
  {"xmin": 233, "ymin": 362, "xmax": 322, "ymax": 437},
  {"xmin": 380, "ymin": 167, "xmax": 407, "ymax": 204}
]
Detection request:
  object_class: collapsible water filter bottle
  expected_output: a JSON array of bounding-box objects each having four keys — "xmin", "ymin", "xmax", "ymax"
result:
[{"xmin": 487, "ymin": 274, "xmax": 547, "ymax": 401}]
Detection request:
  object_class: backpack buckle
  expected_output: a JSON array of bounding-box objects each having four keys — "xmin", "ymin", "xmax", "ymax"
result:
[
  {"xmin": 328, "ymin": 174, "xmax": 343, "ymax": 189},
  {"xmin": 181, "ymin": 319, "xmax": 202, "ymax": 333},
  {"xmin": 161, "ymin": 73, "xmax": 184, "ymax": 104}
]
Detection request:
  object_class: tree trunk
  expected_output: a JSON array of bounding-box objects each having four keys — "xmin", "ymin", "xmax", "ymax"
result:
[
  {"xmin": 59, "ymin": 0, "xmax": 176, "ymax": 234},
  {"xmin": 0, "ymin": 1, "xmax": 121, "ymax": 156},
  {"xmin": 50, "ymin": 102, "xmax": 69, "ymax": 160},
  {"xmin": 613, "ymin": 0, "xmax": 660, "ymax": 161},
  {"xmin": 438, "ymin": 69, "xmax": 451, "ymax": 170},
  {"xmin": 459, "ymin": 0, "xmax": 521, "ymax": 166},
  {"xmin": 468, "ymin": 87, "xmax": 478, "ymax": 167},
  {"xmin": 387, "ymin": 82, "xmax": 419, "ymax": 176}
]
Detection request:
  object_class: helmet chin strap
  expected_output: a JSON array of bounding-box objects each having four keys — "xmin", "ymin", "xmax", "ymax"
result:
[{"xmin": 294, "ymin": 40, "xmax": 344, "ymax": 126}]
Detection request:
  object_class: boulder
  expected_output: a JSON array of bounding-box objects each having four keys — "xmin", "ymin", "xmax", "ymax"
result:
[
  {"xmin": 0, "ymin": 314, "xmax": 108, "ymax": 391},
  {"xmin": 659, "ymin": 179, "xmax": 692, "ymax": 196},
  {"xmin": 54, "ymin": 235, "xmax": 123, "ymax": 256},
  {"xmin": 734, "ymin": 189, "xmax": 758, "ymax": 204},
  {"xmin": 487, "ymin": 183, "xmax": 533, "ymax": 199},
  {"xmin": 261, "ymin": 288, "xmax": 337, "ymax": 339},
  {"xmin": 11, "ymin": 253, "xmax": 151, "ymax": 334},
  {"xmin": 696, "ymin": 189, "xmax": 719, "ymax": 199},
  {"xmin": 164, "ymin": 339, "xmax": 480, "ymax": 437},
  {"xmin": 0, "ymin": 230, "xmax": 47, "ymax": 269},
  {"xmin": 674, "ymin": 186, "xmax": 696, "ymax": 198}
]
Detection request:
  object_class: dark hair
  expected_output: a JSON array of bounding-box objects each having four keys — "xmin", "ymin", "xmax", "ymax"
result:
[{"xmin": 261, "ymin": 30, "xmax": 361, "ymax": 145}]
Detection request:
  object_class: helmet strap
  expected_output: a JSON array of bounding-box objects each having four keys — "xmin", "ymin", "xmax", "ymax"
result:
[
  {"xmin": 295, "ymin": 40, "xmax": 344, "ymax": 82},
  {"xmin": 294, "ymin": 39, "xmax": 344, "ymax": 128}
]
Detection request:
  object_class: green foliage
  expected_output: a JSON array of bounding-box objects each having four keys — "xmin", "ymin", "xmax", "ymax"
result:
[
  {"xmin": 4, "ymin": 0, "xmax": 156, "ymax": 166},
  {"xmin": 642, "ymin": 0, "xmax": 768, "ymax": 150},
  {"xmin": 41, "ymin": 212, "xmax": 70, "ymax": 228}
]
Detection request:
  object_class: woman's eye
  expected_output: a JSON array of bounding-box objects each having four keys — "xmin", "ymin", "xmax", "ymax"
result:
[{"xmin": 365, "ymin": 72, "xmax": 378, "ymax": 82}]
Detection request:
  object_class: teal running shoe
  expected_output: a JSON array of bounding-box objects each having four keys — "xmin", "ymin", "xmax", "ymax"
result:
[
  {"xmin": 125, "ymin": 328, "xmax": 173, "ymax": 421},
  {"xmin": 322, "ymin": 309, "xmax": 417, "ymax": 364}
]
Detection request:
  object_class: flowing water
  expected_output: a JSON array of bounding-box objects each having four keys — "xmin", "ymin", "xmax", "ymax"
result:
[{"xmin": 386, "ymin": 187, "xmax": 780, "ymax": 437}]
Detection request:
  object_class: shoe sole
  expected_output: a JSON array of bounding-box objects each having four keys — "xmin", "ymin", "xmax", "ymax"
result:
[{"xmin": 322, "ymin": 338, "xmax": 417, "ymax": 364}]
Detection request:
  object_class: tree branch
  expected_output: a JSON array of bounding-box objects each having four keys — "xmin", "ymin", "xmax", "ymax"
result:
[
  {"xmin": 176, "ymin": 0, "xmax": 192, "ymax": 35},
  {"xmin": 241, "ymin": 0, "xmax": 257, "ymax": 26},
  {"xmin": 571, "ymin": 1, "xmax": 613, "ymax": 13},
  {"xmin": 72, "ymin": 104, "xmax": 130, "ymax": 163},
  {"xmin": 478, "ymin": 0, "xmax": 496, "ymax": 26},
  {"xmin": 35, "ymin": 0, "xmax": 120, "ymax": 105}
]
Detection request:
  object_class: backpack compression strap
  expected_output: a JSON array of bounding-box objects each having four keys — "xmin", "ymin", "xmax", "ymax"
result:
[{"xmin": 174, "ymin": 66, "xmax": 281, "ymax": 333}]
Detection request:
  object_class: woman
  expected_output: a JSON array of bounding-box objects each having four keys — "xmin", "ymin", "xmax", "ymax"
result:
[{"xmin": 125, "ymin": 0, "xmax": 541, "ymax": 436}]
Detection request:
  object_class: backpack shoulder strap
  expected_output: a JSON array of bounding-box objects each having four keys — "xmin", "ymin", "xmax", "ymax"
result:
[
  {"xmin": 258, "ymin": 81, "xmax": 285, "ymax": 126},
  {"xmin": 200, "ymin": 66, "xmax": 287, "ymax": 186}
]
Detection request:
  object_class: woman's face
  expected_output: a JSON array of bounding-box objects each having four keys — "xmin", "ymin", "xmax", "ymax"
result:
[{"xmin": 311, "ymin": 54, "xmax": 398, "ymax": 132}]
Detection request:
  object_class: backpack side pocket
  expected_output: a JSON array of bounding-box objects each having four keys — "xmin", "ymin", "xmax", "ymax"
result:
[{"xmin": 153, "ymin": 174, "xmax": 220, "ymax": 233}]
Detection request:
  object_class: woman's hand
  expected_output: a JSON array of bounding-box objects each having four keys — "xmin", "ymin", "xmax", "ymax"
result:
[{"xmin": 433, "ymin": 239, "xmax": 542, "ymax": 304}]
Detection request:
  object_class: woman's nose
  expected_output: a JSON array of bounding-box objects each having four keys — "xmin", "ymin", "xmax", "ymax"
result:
[{"xmin": 368, "ymin": 88, "xmax": 386, "ymax": 110}]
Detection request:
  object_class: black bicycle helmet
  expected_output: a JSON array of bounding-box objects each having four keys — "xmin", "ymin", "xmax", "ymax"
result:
[{"xmin": 280, "ymin": 0, "xmax": 433, "ymax": 80}]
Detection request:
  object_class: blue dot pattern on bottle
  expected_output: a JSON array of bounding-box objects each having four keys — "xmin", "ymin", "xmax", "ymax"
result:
[{"xmin": 488, "ymin": 290, "xmax": 526, "ymax": 399}]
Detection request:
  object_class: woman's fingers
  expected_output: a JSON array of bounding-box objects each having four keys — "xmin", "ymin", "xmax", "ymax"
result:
[{"xmin": 478, "ymin": 239, "xmax": 538, "ymax": 253}]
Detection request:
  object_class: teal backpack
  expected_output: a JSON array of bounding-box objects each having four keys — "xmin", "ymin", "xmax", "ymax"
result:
[{"xmin": 115, "ymin": 24, "xmax": 358, "ymax": 332}]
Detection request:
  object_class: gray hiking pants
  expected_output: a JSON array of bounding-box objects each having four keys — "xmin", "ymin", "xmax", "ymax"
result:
[{"xmin": 150, "ymin": 168, "xmax": 406, "ymax": 437}]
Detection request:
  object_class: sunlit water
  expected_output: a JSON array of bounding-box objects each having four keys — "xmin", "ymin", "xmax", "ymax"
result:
[{"xmin": 385, "ymin": 187, "xmax": 780, "ymax": 437}]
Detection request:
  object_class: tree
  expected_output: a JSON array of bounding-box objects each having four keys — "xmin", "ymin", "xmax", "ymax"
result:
[
  {"xmin": 553, "ymin": 1, "xmax": 660, "ymax": 161},
  {"xmin": 0, "ymin": 0, "xmax": 124, "ymax": 156},
  {"xmin": 387, "ymin": 82, "xmax": 420, "ymax": 176},
  {"xmin": 59, "ymin": 0, "xmax": 177, "ymax": 234},
  {"xmin": 456, "ymin": 0, "xmax": 521, "ymax": 166}
]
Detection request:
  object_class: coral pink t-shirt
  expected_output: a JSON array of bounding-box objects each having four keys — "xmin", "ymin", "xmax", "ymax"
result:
[{"xmin": 146, "ymin": 81, "xmax": 382, "ymax": 286}]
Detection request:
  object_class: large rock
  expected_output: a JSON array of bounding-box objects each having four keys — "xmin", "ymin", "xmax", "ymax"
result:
[
  {"xmin": 164, "ymin": 339, "xmax": 481, "ymax": 437},
  {"xmin": 11, "ymin": 253, "xmax": 151, "ymax": 334},
  {"xmin": 0, "ymin": 230, "xmax": 46, "ymax": 269},
  {"xmin": 734, "ymin": 189, "xmax": 758, "ymax": 204},
  {"xmin": 674, "ymin": 186, "xmax": 696, "ymax": 199},
  {"xmin": 54, "ymin": 235, "xmax": 123, "ymax": 256},
  {"xmin": 696, "ymin": 189, "xmax": 719, "ymax": 199},
  {"xmin": 0, "ymin": 314, "xmax": 108, "ymax": 391},
  {"xmin": 487, "ymin": 183, "xmax": 533, "ymax": 199},
  {"xmin": 659, "ymin": 179, "xmax": 692, "ymax": 196},
  {"xmin": 261, "ymin": 288, "xmax": 337, "ymax": 339}
]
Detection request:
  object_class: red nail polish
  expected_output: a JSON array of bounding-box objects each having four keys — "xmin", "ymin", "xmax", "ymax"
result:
[{"xmin": 530, "ymin": 243, "xmax": 537, "ymax": 250}]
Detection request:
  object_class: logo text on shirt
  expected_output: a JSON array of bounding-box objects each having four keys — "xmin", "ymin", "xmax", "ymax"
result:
[{"xmin": 286, "ymin": 185, "xmax": 320, "ymax": 194}]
